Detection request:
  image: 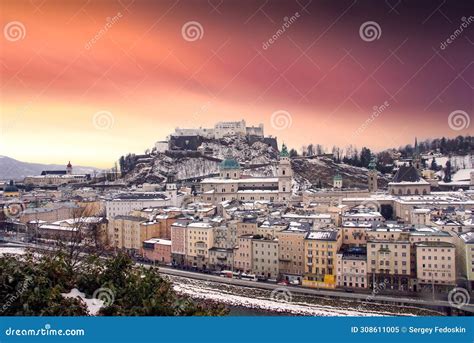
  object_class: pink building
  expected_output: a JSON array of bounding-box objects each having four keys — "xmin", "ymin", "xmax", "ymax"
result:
[
  {"xmin": 171, "ymin": 222, "xmax": 187, "ymax": 265},
  {"xmin": 142, "ymin": 238, "xmax": 172, "ymax": 264}
]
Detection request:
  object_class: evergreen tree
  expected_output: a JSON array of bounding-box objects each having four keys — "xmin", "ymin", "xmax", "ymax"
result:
[
  {"xmin": 443, "ymin": 160, "xmax": 452, "ymax": 182},
  {"xmin": 0, "ymin": 251, "xmax": 227, "ymax": 316}
]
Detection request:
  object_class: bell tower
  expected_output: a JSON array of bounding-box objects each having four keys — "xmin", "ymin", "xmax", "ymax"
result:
[
  {"xmin": 277, "ymin": 143, "xmax": 292, "ymax": 201},
  {"xmin": 66, "ymin": 161, "xmax": 72, "ymax": 175},
  {"xmin": 368, "ymin": 155, "xmax": 378, "ymax": 192}
]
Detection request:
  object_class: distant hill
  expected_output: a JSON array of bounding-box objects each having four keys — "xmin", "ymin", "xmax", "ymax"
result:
[{"xmin": 0, "ymin": 156, "xmax": 101, "ymax": 181}]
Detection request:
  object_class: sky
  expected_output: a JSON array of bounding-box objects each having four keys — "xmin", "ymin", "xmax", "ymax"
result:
[{"xmin": 0, "ymin": 0, "xmax": 472, "ymax": 168}]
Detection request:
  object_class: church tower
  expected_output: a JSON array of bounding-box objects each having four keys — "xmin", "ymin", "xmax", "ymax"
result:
[
  {"xmin": 368, "ymin": 155, "xmax": 378, "ymax": 192},
  {"xmin": 166, "ymin": 172, "xmax": 178, "ymax": 206},
  {"xmin": 66, "ymin": 161, "xmax": 73, "ymax": 175},
  {"xmin": 413, "ymin": 137, "xmax": 422, "ymax": 171},
  {"xmin": 333, "ymin": 174, "xmax": 342, "ymax": 189},
  {"xmin": 277, "ymin": 143, "xmax": 292, "ymax": 202}
]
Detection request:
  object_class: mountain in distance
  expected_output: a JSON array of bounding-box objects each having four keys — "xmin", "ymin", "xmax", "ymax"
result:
[{"xmin": 0, "ymin": 156, "xmax": 101, "ymax": 181}]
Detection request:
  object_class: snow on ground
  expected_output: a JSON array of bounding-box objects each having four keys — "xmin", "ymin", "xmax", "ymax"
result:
[
  {"xmin": 452, "ymin": 168, "xmax": 474, "ymax": 182},
  {"xmin": 434, "ymin": 155, "xmax": 473, "ymax": 170},
  {"xmin": 171, "ymin": 277, "xmax": 411, "ymax": 317},
  {"xmin": 61, "ymin": 288, "xmax": 104, "ymax": 315},
  {"xmin": 0, "ymin": 247, "xmax": 26, "ymax": 256}
]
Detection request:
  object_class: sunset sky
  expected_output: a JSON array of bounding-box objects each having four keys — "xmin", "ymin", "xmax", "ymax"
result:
[{"xmin": 1, "ymin": 0, "xmax": 472, "ymax": 168}]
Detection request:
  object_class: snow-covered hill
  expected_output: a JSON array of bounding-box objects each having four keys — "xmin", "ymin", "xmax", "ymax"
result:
[{"xmin": 122, "ymin": 135, "xmax": 386, "ymax": 189}]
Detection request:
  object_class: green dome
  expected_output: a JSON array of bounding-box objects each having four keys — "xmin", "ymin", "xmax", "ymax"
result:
[
  {"xmin": 220, "ymin": 158, "xmax": 240, "ymax": 170},
  {"xmin": 280, "ymin": 143, "xmax": 289, "ymax": 157}
]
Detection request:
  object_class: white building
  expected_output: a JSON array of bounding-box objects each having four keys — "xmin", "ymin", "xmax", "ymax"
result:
[
  {"xmin": 172, "ymin": 120, "xmax": 264, "ymax": 139},
  {"xmin": 214, "ymin": 120, "xmax": 247, "ymax": 138},
  {"xmin": 200, "ymin": 144, "xmax": 293, "ymax": 204},
  {"xmin": 105, "ymin": 191, "xmax": 183, "ymax": 219},
  {"xmin": 154, "ymin": 141, "xmax": 169, "ymax": 153}
]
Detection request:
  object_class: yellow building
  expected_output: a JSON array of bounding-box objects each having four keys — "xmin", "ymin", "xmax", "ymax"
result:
[
  {"xmin": 303, "ymin": 228, "xmax": 342, "ymax": 289},
  {"xmin": 108, "ymin": 215, "xmax": 162, "ymax": 255},
  {"xmin": 185, "ymin": 222, "xmax": 215, "ymax": 269}
]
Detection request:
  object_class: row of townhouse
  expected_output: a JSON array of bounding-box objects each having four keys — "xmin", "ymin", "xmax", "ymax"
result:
[
  {"xmin": 107, "ymin": 213, "xmax": 178, "ymax": 257},
  {"xmin": 334, "ymin": 223, "xmax": 459, "ymax": 292},
  {"xmin": 107, "ymin": 208, "xmax": 472, "ymax": 292}
]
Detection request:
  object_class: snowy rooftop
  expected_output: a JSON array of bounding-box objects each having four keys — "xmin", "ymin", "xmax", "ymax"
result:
[
  {"xmin": 201, "ymin": 177, "xmax": 278, "ymax": 184},
  {"xmin": 39, "ymin": 224, "xmax": 77, "ymax": 232},
  {"xmin": 54, "ymin": 217, "xmax": 104, "ymax": 225},
  {"xmin": 388, "ymin": 180, "xmax": 429, "ymax": 185},
  {"xmin": 343, "ymin": 211, "xmax": 382, "ymax": 218},
  {"xmin": 143, "ymin": 238, "xmax": 172, "ymax": 245},
  {"xmin": 306, "ymin": 230, "xmax": 338, "ymax": 241},
  {"xmin": 188, "ymin": 222, "xmax": 214, "ymax": 229},
  {"xmin": 282, "ymin": 213, "xmax": 331, "ymax": 220},
  {"xmin": 342, "ymin": 221, "xmax": 373, "ymax": 228},
  {"xmin": 460, "ymin": 231, "xmax": 474, "ymax": 243}
]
